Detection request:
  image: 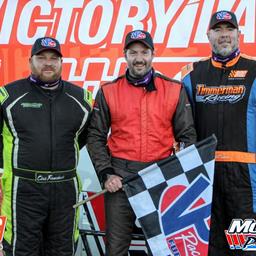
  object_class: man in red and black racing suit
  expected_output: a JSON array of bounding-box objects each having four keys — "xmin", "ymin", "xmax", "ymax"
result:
[{"xmin": 87, "ymin": 30, "xmax": 197, "ymax": 256}]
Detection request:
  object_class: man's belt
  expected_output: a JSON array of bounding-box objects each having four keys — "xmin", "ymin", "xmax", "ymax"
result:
[
  {"xmin": 13, "ymin": 168, "xmax": 76, "ymax": 183},
  {"xmin": 215, "ymin": 151, "xmax": 256, "ymax": 163}
]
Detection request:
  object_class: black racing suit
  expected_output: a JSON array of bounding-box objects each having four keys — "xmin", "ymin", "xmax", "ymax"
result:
[
  {"xmin": 182, "ymin": 54, "xmax": 256, "ymax": 256},
  {"xmin": 0, "ymin": 77, "xmax": 91, "ymax": 256}
]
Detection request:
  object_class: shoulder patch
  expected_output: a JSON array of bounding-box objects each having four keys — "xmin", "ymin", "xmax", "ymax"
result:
[
  {"xmin": 84, "ymin": 89, "xmax": 93, "ymax": 107},
  {"xmin": 0, "ymin": 87, "xmax": 9, "ymax": 104},
  {"xmin": 181, "ymin": 63, "xmax": 194, "ymax": 79}
]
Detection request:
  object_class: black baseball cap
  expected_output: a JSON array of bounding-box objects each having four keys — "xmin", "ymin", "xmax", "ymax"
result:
[
  {"xmin": 124, "ymin": 30, "xmax": 154, "ymax": 50},
  {"xmin": 209, "ymin": 10, "xmax": 238, "ymax": 30},
  {"xmin": 31, "ymin": 37, "xmax": 62, "ymax": 57}
]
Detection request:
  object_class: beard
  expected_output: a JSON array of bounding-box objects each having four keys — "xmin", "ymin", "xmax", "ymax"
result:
[
  {"xmin": 38, "ymin": 70, "xmax": 61, "ymax": 83},
  {"xmin": 215, "ymin": 47, "xmax": 234, "ymax": 57},
  {"xmin": 31, "ymin": 65, "xmax": 62, "ymax": 83},
  {"xmin": 212, "ymin": 40, "xmax": 238, "ymax": 57},
  {"xmin": 128, "ymin": 62, "xmax": 152, "ymax": 78}
]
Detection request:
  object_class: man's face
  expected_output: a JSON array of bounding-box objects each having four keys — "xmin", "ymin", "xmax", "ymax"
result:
[
  {"xmin": 29, "ymin": 50, "xmax": 62, "ymax": 83},
  {"xmin": 125, "ymin": 42, "xmax": 154, "ymax": 78},
  {"xmin": 207, "ymin": 23, "xmax": 240, "ymax": 57}
]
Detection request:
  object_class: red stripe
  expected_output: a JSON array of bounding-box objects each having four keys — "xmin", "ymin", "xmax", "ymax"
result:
[
  {"xmin": 224, "ymin": 231, "xmax": 234, "ymax": 246},
  {"xmin": 232, "ymin": 234, "xmax": 240, "ymax": 246},
  {"xmin": 238, "ymin": 234, "xmax": 246, "ymax": 245}
]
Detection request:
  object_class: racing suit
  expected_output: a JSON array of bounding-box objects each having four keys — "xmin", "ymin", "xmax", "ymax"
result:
[
  {"xmin": 87, "ymin": 70, "xmax": 196, "ymax": 255},
  {"xmin": 182, "ymin": 53, "xmax": 256, "ymax": 256},
  {"xmin": 0, "ymin": 77, "xmax": 92, "ymax": 256}
]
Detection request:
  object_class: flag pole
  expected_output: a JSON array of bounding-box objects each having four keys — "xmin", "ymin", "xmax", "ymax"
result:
[
  {"xmin": 73, "ymin": 188, "xmax": 107, "ymax": 208},
  {"xmin": 73, "ymin": 173, "xmax": 140, "ymax": 208},
  {"xmin": 73, "ymin": 135, "xmax": 217, "ymax": 208}
]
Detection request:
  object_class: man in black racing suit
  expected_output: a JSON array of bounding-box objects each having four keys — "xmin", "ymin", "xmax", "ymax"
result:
[
  {"xmin": 0, "ymin": 37, "xmax": 92, "ymax": 256},
  {"xmin": 182, "ymin": 11, "xmax": 256, "ymax": 256}
]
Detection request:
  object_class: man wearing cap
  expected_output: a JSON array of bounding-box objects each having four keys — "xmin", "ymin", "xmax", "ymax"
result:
[
  {"xmin": 87, "ymin": 30, "xmax": 196, "ymax": 255},
  {"xmin": 0, "ymin": 37, "xmax": 92, "ymax": 255},
  {"xmin": 181, "ymin": 10, "xmax": 256, "ymax": 255}
]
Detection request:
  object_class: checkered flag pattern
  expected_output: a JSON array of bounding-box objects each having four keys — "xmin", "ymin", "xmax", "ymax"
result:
[{"xmin": 123, "ymin": 135, "xmax": 217, "ymax": 256}]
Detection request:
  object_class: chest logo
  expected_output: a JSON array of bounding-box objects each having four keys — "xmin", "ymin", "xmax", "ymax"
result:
[
  {"xmin": 21, "ymin": 102, "xmax": 43, "ymax": 108},
  {"xmin": 228, "ymin": 70, "xmax": 248, "ymax": 79},
  {"xmin": 196, "ymin": 84, "xmax": 246, "ymax": 104}
]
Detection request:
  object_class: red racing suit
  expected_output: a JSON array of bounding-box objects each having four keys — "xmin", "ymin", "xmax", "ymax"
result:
[
  {"xmin": 182, "ymin": 53, "xmax": 256, "ymax": 256},
  {"xmin": 87, "ymin": 71, "xmax": 197, "ymax": 181}
]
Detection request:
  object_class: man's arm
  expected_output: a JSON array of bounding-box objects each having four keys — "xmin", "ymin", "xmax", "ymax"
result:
[
  {"xmin": 173, "ymin": 86, "xmax": 197, "ymax": 146},
  {"xmin": 86, "ymin": 88, "xmax": 115, "ymax": 183}
]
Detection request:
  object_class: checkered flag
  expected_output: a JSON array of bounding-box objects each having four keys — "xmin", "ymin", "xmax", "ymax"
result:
[{"xmin": 123, "ymin": 135, "xmax": 217, "ymax": 256}]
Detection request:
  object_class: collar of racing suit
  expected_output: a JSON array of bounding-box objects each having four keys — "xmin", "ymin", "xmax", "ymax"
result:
[
  {"xmin": 126, "ymin": 68, "xmax": 156, "ymax": 92},
  {"xmin": 29, "ymin": 74, "xmax": 60, "ymax": 90},
  {"xmin": 211, "ymin": 49, "xmax": 240, "ymax": 68}
]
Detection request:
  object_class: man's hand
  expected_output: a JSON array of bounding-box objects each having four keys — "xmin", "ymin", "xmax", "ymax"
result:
[{"xmin": 104, "ymin": 174, "xmax": 123, "ymax": 193}]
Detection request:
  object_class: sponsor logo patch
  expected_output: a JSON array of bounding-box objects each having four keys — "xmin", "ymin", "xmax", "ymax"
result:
[
  {"xmin": 228, "ymin": 70, "xmax": 248, "ymax": 79},
  {"xmin": 35, "ymin": 173, "xmax": 65, "ymax": 183},
  {"xmin": 130, "ymin": 30, "xmax": 146, "ymax": 39},
  {"xmin": 216, "ymin": 11, "xmax": 232, "ymax": 21},
  {"xmin": 21, "ymin": 103, "xmax": 42, "ymax": 108},
  {"xmin": 41, "ymin": 38, "xmax": 56, "ymax": 47},
  {"xmin": 0, "ymin": 87, "xmax": 9, "ymax": 105},
  {"xmin": 196, "ymin": 84, "xmax": 246, "ymax": 104}
]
